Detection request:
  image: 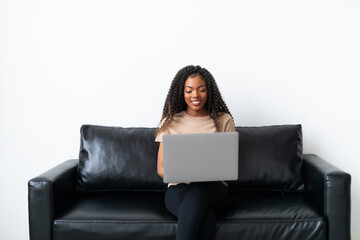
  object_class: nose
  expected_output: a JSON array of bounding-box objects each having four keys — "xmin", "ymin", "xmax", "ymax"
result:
[{"xmin": 192, "ymin": 91, "xmax": 199, "ymax": 97}]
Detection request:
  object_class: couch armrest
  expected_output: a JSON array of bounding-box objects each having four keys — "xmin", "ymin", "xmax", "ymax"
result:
[
  {"xmin": 28, "ymin": 159, "xmax": 78, "ymax": 240},
  {"xmin": 303, "ymin": 154, "xmax": 351, "ymax": 240}
]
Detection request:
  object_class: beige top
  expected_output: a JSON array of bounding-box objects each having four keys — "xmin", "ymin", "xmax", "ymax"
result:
[{"xmin": 155, "ymin": 110, "xmax": 236, "ymax": 188}]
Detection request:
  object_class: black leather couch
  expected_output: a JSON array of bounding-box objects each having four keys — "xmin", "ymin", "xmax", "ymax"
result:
[{"xmin": 28, "ymin": 124, "xmax": 351, "ymax": 240}]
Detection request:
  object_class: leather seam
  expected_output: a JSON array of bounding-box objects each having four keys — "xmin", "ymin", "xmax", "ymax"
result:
[
  {"xmin": 54, "ymin": 218, "xmax": 324, "ymax": 224},
  {"xmin": 54, "ymin": 220, "xmax": 176, "ymax": 224},
  {"xmin": 220, "ymin": 218, "xmax": 324, "ymax": 223}
]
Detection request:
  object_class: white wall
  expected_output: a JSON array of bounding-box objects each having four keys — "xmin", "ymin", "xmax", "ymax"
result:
[{"xmin": 0, "ymin": 0, "xmax": 359, "ymax": 239}]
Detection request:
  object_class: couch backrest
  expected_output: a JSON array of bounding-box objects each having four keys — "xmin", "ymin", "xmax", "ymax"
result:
[
  {"xmin": 76, "ymin": 125, "xmax": 165, "ymax": 192},
  {"xmin": 75, "ymin": 124, "xmax": 305, "ymax": 192},
  {"xmin": 231, "ymin": 125, "xmax": 304, "ymax": 192}
]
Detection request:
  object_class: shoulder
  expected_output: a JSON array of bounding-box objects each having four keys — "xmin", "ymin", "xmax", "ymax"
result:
[
  {"xmin": 217, "ymin": 112, "xmax": 235, "ymax": 132},
  {"xmin": 158, "ymin": 111, "xmax": 184, "ymax": 127},
  {"xmin": 158, "ymin": 111, "xmax": 185, "ymax": 131},
  {"xmin": 217, "ymin": 112, "xmax": 232, "ymax": 122}
]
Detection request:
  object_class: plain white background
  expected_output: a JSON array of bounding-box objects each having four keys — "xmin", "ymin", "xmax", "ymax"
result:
[{"xmin": 0, "ymin": 0, "xmax": 359, "ymax": 239}]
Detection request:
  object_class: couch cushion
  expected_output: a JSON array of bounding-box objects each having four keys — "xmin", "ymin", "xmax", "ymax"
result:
[
  {"xmin": 76, "ymin": 124, "xmax": 304, "ymax": 192},
  {"xmin": 53, "ymin": 191, "xmax": 324, "ymax": 240},
  {"xmin": 229, "ymin": 125, "xmax": 305, "ymax": 192},
  {"xmin": 76, "ymin": 125, "xmax": 166, "ymax": 192}
]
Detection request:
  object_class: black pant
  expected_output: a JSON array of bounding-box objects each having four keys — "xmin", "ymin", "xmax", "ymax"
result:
[{"xmin": 164, "ymin": 181, "xmax": 229, "ymax": 240}]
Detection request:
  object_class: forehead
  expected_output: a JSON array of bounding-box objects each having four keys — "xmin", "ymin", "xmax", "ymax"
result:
[{"xmin": 184, "ymin": 75, "xmax": 207, "ymax": 87}]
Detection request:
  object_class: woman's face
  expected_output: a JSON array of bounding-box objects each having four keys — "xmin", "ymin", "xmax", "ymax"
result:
[{"xmin": 184, "ymin": 75, "xmax": 208, "ymax": 116}]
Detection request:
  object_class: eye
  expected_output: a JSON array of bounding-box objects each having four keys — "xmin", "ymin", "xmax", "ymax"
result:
[{"xmin": 186, "ymin": 91, "xmax": 192, "ymax": 93}]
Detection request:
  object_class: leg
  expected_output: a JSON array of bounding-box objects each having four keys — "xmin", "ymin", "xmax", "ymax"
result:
[
  {"xmin": 208, "ymin": 181, "xmax": 229, "ymax": 214},
  {"xmin": 165, "ymin": 183, "xmax": 188, "ymax": 217},
  {"xmin": 164, "ymin": 182, "xmax": 229, "ymax": 240},
  {"xmin": 165, "ymin": 182, "xmax": 211, "ymax": 240},
  {"xmin": 198, "ymin": 182, "xmax": 229, "ymax": 240},
  {"xmin": 198, "ymin": 206, "xmax": 217, "ymax": 240},
  {"xmin": 176, "ymin": 182, "xmax": 210, "ymax": 240}
]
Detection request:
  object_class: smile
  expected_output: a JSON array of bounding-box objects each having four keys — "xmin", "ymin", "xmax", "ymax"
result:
[{"xmin": 191, "ymin": 101, "xmax": 201, "ymax": 106}]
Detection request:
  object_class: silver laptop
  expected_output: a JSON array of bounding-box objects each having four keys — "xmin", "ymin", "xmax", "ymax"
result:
[{"xmin": 162, "ymin": 132, "xmax": 239, "ymax": 183}]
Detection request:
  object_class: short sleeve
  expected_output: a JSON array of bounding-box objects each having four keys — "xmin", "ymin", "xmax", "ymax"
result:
[
  {"xmin": 223, "ymin": 114, "xmax": 236, "ymax": 132},
  {"xmin": 155, "ymin": 128, "xmax": 169, "ymax": 142},
  {"xmin": 155, "ymin": 118, "xmax": 170, "ymax": 142}
]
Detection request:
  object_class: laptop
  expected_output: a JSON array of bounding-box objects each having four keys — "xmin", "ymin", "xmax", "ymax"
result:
[{"xmin": 162, "ymin": 132, "xmax": 239, "ymax": 183}]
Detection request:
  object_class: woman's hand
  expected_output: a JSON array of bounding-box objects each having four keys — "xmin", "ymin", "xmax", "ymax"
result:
[{"xmin": 157, "ymin": 142, "xmax": 164, "ymax": 179}]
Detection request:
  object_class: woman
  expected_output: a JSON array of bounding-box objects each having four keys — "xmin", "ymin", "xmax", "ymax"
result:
[{"xmin": 154, "ymin": 65, "xmax": 236, "ymax": 240}]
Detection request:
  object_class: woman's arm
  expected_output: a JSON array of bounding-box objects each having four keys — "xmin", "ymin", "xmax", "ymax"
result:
[{"xmin": 157, "ymin": 142, "xmax": 164, "ymax": 179}]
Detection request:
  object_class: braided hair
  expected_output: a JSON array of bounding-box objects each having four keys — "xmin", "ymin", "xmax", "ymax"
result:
[{"xmin": 155, "ymin": 65, "xmax": 234, "ymax": 137}]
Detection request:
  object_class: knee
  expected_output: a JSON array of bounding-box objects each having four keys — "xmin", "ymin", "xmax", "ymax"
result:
[
  {"xmin": 185, "ymin": 182, "xmax": 209, "ymax": 202},
  {"xmin": 188, "ymin": 182, "xmax": 208, "ymax": 192}
]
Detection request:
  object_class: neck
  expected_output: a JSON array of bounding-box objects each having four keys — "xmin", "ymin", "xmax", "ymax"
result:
[{"xmin": 185, "ymin": 109, "xmax": 208, "ymax": 117}]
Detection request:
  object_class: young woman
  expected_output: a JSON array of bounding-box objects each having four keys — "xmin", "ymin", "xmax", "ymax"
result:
[{"xmin": 154, "ymin": 65, "xmax": 236, "ymax": 240}]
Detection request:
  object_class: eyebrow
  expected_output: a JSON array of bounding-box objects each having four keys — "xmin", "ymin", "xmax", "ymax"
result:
[{"xmin": 185, "ymin": 85, "xmax": 206, "ymax": 89}]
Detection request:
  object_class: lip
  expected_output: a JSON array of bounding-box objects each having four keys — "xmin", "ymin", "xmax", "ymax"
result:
[{"xmin": 191, "ymin": 100, "xmax": 201, "ymax": 106}]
